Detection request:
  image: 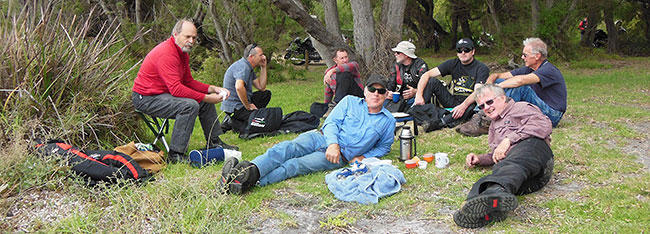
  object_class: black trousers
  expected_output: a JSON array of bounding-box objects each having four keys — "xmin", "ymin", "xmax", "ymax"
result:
[
  {"xmin": 229, "ymin": 90, "xmax": 272, "ymax": 132},
  {"xmin": 422, "ymin": 78, "xmax": 475, "ymax": 122},
  {"xmin": 421, "ymin": 78, "xmax": 464, "ymax": 108},
  {"xmin": 333, "ymin": 72, "xmax": 363, "ymax": 104},
  {"xmin": 467, "ymin": 137, "xmax": 554, "ymax": 199}
]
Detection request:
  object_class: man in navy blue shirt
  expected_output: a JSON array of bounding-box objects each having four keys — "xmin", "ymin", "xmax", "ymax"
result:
[
  {"xmin": 217, "ymin": 75, "xmax": 396, "ymax": 195},
  {"xmin": 458, "ymin": 38, "xmax": 566, "ymax": 136}
]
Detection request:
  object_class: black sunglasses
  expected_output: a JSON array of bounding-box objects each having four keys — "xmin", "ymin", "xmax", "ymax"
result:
[
  {"xmin": 244, "ymin": 43, "xmax": 257, "ymax": 57},
  {"xmin": 456, "ymin": 48, "xmax": 472, "ymax": 53},
  {"xmin": 477, "ymin": 97, "xmax": 497, "ymax": 110},
  {"xmin": 367, "ymin": 86, "xmax": 387, "ymax": 94}
]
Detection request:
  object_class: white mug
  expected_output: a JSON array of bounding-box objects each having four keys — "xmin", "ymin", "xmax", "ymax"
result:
[{"xmin": 435, "ymin": 152, "xmax": 449, "ymax": 168}]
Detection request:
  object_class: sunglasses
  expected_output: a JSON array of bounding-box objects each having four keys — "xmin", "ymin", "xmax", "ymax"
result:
[
  {"xmin": 477, "ymin": 97, "xmax": 498, "ymax": 110},
  {"xmin": 367, "ymin": 86, "xmax": 387, "ymax": 94},
  {"xmin": 244, "ymin": 43, "xmax": 257, "ymax": 57},
  {"xmin": 456, "ymin": 48, "xmax": 472, "ymax": 53}
]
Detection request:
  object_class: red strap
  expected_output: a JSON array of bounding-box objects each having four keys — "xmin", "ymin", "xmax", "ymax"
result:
[
  {"xmin": 102, "ymin": 154, "xmax": 139, "ymax": 179},
  {"xmin": 395, "ymin": 64, "xmax": 402, "ymax": 85},
  {"xmin": 56, "ymin": 143, "xmax": 108, "ymax": 166}
]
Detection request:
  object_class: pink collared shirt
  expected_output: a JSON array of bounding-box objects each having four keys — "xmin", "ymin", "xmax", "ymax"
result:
[{"xmin": 476, "ymin": 99, "xmax": 553, "ymax": 165}]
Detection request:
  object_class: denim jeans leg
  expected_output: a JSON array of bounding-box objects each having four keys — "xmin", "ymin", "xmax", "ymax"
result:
[
  {"xmin": 252, "ymin": 131, "xmax": 345, "ymax": 186},
  {"xmin": 496, "ymin": 79, "xmax": 563, "ymax": 127}
]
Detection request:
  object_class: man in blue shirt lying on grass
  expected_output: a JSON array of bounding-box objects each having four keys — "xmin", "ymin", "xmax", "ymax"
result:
[{"xmin": 217, "ymin": 75, "xmax": 396, "ymax": 195}]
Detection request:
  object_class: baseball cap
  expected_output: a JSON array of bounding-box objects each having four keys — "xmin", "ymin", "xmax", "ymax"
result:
[
  {"xmin": 365, "ymin": 74, "xmax": 388, "ymax": 88},
  {"xmin": 391, "ymin": 41, "xmax": 417, "ymax": 59},
  {"xmin": 456, "ymin": 38, "xmax": 474, "ymax": 50}
]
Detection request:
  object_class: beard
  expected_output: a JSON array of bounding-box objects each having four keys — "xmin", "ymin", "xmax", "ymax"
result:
[{"xmin": 181, "ymin": 44, "xmax": 193, "ymax": 53}]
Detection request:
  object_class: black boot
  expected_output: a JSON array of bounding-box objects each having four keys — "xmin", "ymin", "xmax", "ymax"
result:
[
  {"xmin": 460, "ymin": 183, "xmax": 517, "ymax": 218},
  {"xmin": 208, "ymin": 137, "xmax": 239, "ymax": 151},
  {"xmin": 221, "ymin": 115, "xmax": 232, "ymax": 133},
  {"xmin": 229, "ymin": 161, "xmax": 260, "ymax": 195},
  {"xmin": 167, "ymin": 150, "xmax": 188, "ymax": 164}
]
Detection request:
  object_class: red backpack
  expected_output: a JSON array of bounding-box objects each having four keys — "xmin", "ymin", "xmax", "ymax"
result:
[{"xmin": 35, "ymin": 140, "xmax": 152, "ymax": 185}]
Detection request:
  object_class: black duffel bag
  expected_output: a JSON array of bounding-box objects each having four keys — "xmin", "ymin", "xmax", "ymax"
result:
[{"xmin": 240, "ymin": 107, "xmax": 283, "ymax": 138}]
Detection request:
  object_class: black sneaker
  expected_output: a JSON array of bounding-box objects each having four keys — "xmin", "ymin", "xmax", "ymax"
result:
[
  {"xmin": 221, "ymin": 115, "xmax": 233, "ymax": 133},
  {"xmin": 167, "ymin": 150, "xmax": 188, "ymax": 164},
  {"xmin": 216, "ymin": 157, "xmax": 239, "ymax": 194},
  {"xmin": 453, "ymin": 211, "xmax": 507, "ymax": 229},
  {"xmin": 229, "ymin": 161, "xmax": 260, "ymax": 195},
  {"xmin": 209, "ymin": 137, "xmax": 239, "ymax": 151}
]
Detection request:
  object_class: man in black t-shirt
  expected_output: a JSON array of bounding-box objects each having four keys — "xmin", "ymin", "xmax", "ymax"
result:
[{"xmin": 414, "ymin": 38, "xmax": 490, "ymax": 121}]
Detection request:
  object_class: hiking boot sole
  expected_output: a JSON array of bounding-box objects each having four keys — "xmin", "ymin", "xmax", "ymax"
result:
[
  {"xmin": 229, "ymin": 161, "xmax": 253, "ymax": 195},
  {"xmin": 453, "ymin": 211, "xmax": 507, "ymax": 229},
  {"xmin": 216, "ymin": 157, "xmax": 239, "ymax": 194},
  {"xmin": 461, "ymin": 192, "xmax": 518, "ymax": 217}
]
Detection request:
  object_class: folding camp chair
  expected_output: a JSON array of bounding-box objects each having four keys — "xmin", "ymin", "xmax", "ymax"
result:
[{"xmin": 135, "ymin": 110, "xmax": 170, "ymax": 152}]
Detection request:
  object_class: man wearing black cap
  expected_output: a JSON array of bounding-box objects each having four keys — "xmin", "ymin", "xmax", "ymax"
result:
[
  {"xmin": 217, "ymin": 75, "xmax": 396, "ymax": 194},
  {"xmin": 413, "ymin": 38, "xmax": 490, "ymax": 123}
]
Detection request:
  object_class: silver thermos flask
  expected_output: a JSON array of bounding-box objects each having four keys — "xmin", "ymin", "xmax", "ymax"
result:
[{"xmin": 399, "ymin": 126, "xmax": 414, "ymax": 161}]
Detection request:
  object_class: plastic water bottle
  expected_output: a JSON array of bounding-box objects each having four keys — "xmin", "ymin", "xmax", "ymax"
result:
[{"xmin": 399, "ymin": 126, "xmax": 414, "ymax": 161}]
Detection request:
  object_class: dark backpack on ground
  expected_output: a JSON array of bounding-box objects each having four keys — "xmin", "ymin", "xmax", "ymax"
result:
[
  {"xmin": 35, "ymin": 140, "xmax": 151, "ymax": 185},
  {"xmin": 239, "ymin": 107, "xmax": 283, "ymax": 139},
  {"xmin": 241, "ymin": 110, "xmax": 320, "ymax": 140},
  {"xmin": 278, "ymin": 110, "xmax": 320, "ymax": 133},
  {"xmin": 407, "ymin": 104, "xmax": 461, "ymax": 132}
]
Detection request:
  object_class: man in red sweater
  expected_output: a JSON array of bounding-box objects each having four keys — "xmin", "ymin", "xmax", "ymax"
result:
[{"xmin": 132, "ymin": 19, "xmax": 237, "ymax": 163}]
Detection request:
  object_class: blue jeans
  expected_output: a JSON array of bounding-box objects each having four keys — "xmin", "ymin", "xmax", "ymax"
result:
[
  {"xmin": 496, "ymin": 79, "xmax": 564, "ymax": 127},
  {"xmin": 251, "ymin": 131, "xmax": 347, "ymax": 186}
]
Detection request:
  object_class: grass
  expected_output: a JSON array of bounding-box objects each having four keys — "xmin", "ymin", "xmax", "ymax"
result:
[
  {"xmin": 3, "ymin": 54, "xmax": 650, "ymax": 232},
  {"xmin": 5, "ymin": 58, "xmax": 650, "ymax": 233}
]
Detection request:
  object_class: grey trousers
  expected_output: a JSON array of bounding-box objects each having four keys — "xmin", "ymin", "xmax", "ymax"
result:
[{"xmin": 132, "ymin": 92, "xmax": 223, "ymax": 153}]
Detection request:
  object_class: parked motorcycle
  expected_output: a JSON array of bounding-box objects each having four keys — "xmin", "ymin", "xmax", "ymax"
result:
[{"xmin": 284, "ymin": 37, "xmax": 322, "ymax": 65}]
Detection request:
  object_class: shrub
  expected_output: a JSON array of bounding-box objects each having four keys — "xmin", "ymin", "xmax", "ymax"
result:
[{"xmin": 0, "ymin": 3, "xmax": 140, "ymax": 148}]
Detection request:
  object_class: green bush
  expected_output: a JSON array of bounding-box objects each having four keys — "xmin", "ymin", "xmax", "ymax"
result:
[{"xmin": 0, "ymin": 3, "xmax": 140, "ymax": 147}]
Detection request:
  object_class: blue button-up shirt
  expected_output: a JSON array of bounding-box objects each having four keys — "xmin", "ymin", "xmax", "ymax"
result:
[
  {"xmin": 321, "ymin": 96, "xmax": 396, "ymax": 161},
  {"xmin": 221, "ymin": 58, "xmax": 256, "ymax": 113}
]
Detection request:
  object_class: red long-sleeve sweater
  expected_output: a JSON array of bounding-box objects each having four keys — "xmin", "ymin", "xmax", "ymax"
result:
[{"xmin": 132, "ymin": 36, "xmax": 208, "ymax": 103}]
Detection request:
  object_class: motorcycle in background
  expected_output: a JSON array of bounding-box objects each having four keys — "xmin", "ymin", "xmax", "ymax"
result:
[{"xmin": 284, "ymin": 37, "xmax": 322, "ymax": 65}]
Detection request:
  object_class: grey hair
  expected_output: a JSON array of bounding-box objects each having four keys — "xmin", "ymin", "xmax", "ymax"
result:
[
  {"xmin": 523, "ymin": 38, "xmax": 548, "ymax": 59},
  {"xmin": 474, "ymin": 83, "xmax": 505, "ymax": 101},
  {"xmin": 243, "ymin": 44, "xmax": 259, "ymax": 58},
  {"xmin": 171, "ymin": 19, "xmax": 194, "ymax": 36}
]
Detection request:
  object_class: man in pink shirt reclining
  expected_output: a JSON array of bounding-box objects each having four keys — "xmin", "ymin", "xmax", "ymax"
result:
[{"xmin": 454, "ymin": 84, "xmax": 554, "ymax": 228}]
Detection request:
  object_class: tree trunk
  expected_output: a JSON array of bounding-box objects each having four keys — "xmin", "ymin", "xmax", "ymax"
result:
[
  {"xmin": 320, "ymin": 0, "xmax": 342, "ymax": 67},
  {"xmin": 207, "ymin": 0, "xmax": 232, "ymax": 64},
  {"xmin": 404, "ymin": 0, "xmax": 445, "ymax": 51},
  {"xmin": 531, "ymin": 0, "xmax": 539, "ymax": 32},
  {"xmin": 581, "ymin": 7, "xmax": 601, "ymax": 47},
  {"xmin": 486, "ymin": 0, "xmax": 501, "ymax": 35},
  {"xmin": 350, "ymin": 0, "xmax": 376, "ymax": 69},
  {"xmin": 271, "ymin": 0, "xmax": 349, "ymax": 54},
  {"xmin": 192, "ymin": 5, "xmax": 218, "ymax": 50},
  {"xmin": 450, "ymin": 11, "xmax": 459, "ymax": 49},
  {"xmin": 642, "ymin": 2, "xmax": 650, "ymax": 40},
  {"xmin": 135, "ymin": 0, "xmax": 143, "ymax": 43},
  {"xmin": 558, "ymin": 0, "xmax": 579, "ymax": 32},
  {"xmin": 380, "ymin": 0, "xmax": 407, "ymax": 37},
  {"xmin": 222, "ymin": 0, "xmax": 250, "ymax": 48},
  {"xmin": 604, "ymin": 4, "xmax": 619, "ymax": 53}
]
